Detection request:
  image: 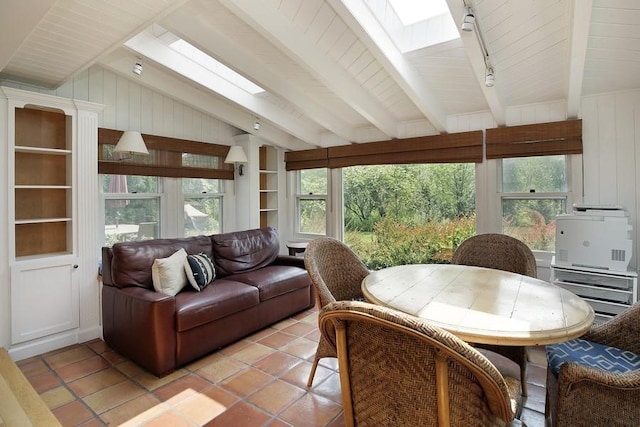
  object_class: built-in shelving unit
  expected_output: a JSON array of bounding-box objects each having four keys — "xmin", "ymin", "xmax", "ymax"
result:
[
  {"xmin": 550, "ymin": 259, "xmax": 638, "ymax": 324},
  {"xmin": 14, "ymin": 107, "xmax": 72, "ymax": 258},
  {"xmin": 2, "ymin": 86, "xmax": 103, "ymax": 357},
  {"xmin": 259, "ymin": 145, "xmax": 278, "ymax": 228}
]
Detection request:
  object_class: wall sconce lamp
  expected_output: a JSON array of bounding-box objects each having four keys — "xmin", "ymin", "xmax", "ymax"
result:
[
  {"xmin": 113, "ymin": 131, "xmax": 149, "ymax": 160},
  {"xmin": 461, "ymin": 8, "xmax": 475, "ymax": 32},
  {"xmin": 224, "ymin": 146, "xmax": 248, "ymax": 176}
]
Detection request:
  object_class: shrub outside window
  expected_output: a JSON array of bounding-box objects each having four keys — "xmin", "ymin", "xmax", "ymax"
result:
[{"xmin": 343, "ymin": 164, "xmax": 476, "ymax": 269}]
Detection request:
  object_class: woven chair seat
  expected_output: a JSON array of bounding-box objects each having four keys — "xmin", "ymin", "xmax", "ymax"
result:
[
  {"xmin": 547, "ymin": 338, "xmax": 640, "ymax": 376},
  {"xmin": 545, "ymin": 302, "xmax": 640, "ymax": 426}
]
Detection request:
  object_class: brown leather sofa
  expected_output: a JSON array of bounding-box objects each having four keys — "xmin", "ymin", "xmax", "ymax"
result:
[{"xmin": 101, "ymin": 227, "xmax": 314, "ymax": 377}]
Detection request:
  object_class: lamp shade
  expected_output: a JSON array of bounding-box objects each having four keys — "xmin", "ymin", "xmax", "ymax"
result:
[
  {"xmin": 114, "ymin": 131, "xmax": 149, "ymax": 155},
  {"xmin": 224, "ymin": 146, "xmax": 248, "ymax": 164}
]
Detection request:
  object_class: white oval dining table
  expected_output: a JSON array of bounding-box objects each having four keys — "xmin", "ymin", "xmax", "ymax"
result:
[{"xmin": 361, "ymin": 264, "xmax": 595, "ymax": 346}]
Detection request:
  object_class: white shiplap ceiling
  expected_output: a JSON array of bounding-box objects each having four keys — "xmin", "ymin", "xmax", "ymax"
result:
[{"xmin": 1, "ymin": 0, "xmax": 639, "ymax": 151}]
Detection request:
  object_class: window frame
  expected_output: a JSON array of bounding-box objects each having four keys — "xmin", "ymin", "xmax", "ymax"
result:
[
  {"xmin": 182, "ymin": 178, "xmax": 224, "ymax": 236},
  {"xmin": 497, "ymin": 155, "xmax": 576, "ymax": 255},
  {"xmin": 295, "ymin": 168, "xmax": 328, "ymax": 238},
  {"xmin": 101, "ymin": 174, "xmax": 163, "ymax": 245}
]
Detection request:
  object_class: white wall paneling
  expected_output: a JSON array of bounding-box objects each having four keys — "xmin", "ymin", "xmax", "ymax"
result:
[{"xmin": 581, "ymin": 90, "xmax": 640, "ymax": 271}]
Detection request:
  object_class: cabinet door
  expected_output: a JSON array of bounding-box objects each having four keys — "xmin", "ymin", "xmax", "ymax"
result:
[{"xmin": 11, "ymin": 258, "xmax": 79, "ymax": 344}]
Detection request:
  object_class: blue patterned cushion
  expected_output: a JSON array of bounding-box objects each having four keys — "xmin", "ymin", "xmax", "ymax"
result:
[
  {"xmin": 184, "ymin": 253, "xmax": 216, "ymax": 291},
  {"xmin": 547, "ymin": 338, "xmax": 640, "ymax": 377}
]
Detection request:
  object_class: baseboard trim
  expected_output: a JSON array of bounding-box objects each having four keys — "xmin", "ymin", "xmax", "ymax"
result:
[
  {"xmin": 78, "ymin": 326, "xmax": 102, "ymax": 343},
  {"xmin": 8, "ymin": 331, "xmax": 79, "ymax": 361}
]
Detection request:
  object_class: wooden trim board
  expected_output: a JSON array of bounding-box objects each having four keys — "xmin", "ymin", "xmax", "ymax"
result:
[{"xmin": 0, "ymin": 348, "xmax": 61, "ymax": 426}]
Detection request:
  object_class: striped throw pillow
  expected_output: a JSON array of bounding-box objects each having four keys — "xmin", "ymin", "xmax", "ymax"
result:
[{"xmin": 184, "ymin": 253, "xmax": 216, "ymax": 291}]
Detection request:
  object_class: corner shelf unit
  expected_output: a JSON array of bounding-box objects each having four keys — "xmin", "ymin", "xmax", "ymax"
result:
[
  {"xmin": 550, "ymin": 259, "xmax": 637, "ymax": 324},
  {"xmin": 259, "ymin": 145, "xmax": 278, "ymax": 228}
]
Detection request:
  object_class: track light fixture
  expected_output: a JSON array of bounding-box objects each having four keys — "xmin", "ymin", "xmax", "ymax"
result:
[
  {"xmin": 461, "ymin": 8, "xmax": 475, "ymax": 32},
  {"xmin": 485, "ymin": 67, "xmax": 495, "ymax": 87},
  {"xmin": 462, "ymin": 2, "xmax": 496, "ymax": 87},
  {"xmin": 132, "ymin": 60, "xmax": 143, "ymax": 76}
]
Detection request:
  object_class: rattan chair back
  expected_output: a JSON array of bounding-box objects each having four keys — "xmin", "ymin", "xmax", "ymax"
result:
[
  {"xmin": 320, "ymin": 300, "xmax": 516, "ymax": 427},
  {"xmin": 303, "ymin": 237, "xmax": 370, "ymax": 387},
  {"xmin": 451, "ymin": 233, "xmax": 537, "ymax": 278},
  {"xmin": 304, "ymin": 237, "xmax": 369, "ymax": 306}
]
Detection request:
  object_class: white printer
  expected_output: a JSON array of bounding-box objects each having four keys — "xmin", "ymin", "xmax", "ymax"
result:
[{"xmin": 555, "ymin": 204, "xmax": 633, "ymax": 272}]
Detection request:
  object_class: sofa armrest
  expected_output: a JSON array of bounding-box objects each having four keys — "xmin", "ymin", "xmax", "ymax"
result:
[
  {"xmin": 101, "ymin": 247, "xmax": 114, "ymax": 286},
  {"xmin": 102, "ymin": 285, "xmax": 177, "ymax": 377},
  {"xmin": 273, "ymin": 255, "xmax": 306, "ymax": 268}
]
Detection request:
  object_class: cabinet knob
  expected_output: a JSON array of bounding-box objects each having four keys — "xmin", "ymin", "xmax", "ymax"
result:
[{"xmin": 73, "ymin": 264, "xmax": 79, "ymax": 269}]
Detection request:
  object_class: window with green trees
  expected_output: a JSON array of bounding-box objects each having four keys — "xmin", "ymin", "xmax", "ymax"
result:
[{"xmin": 343, "ymin": 164, "xmax": 476, "ymax": 269}]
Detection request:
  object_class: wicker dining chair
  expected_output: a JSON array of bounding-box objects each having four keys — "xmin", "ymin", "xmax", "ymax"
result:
[
  {"xmin": 451, "ymin": 233, "xmax": 536, "ymax": 396},
  {"xmin": 545, "ymin": 302, "xmax": 640, "ymax": 426},
  {"xmin": 320, "ymin": 300, "xmax": 523, "ymax": 427},
  {"xmin": 304, "ymin": 237, "xmax": 370, "ymax": 387}
]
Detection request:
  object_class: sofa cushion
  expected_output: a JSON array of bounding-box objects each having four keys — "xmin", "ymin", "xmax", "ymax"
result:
[
  {"xmin": 547, "ymin": 338, "xmax": 640, "ymax": 377},
  {"xmin": 212, "ymin": 227, "xmax": 279, "ymax": 276},
  {"xmin": 152, "ymin": 249, "xmax": 189, "ymax": 296},
  {"xmin": 230, "ymin": 265, "xmax": 311, "ymax": 301},
  {"xmin": 175, "ymin": 280, "xmax": 260, "ymax": 332},
  {"xmin": 185, "ymin": 253, "xmax": 216, "ymax": 291},
  {"xmin": 111, "ymin": 236, "xmax": 213, "ymax": 289}
]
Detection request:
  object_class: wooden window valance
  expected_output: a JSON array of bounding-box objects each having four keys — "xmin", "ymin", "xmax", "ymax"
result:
[
  {"xmin": 485, "ymin": 119, "xmax": 583, "ymax": 159},
  {"xmin": 284, "ymin": 148, "xmax": 328, "ymax": 171},
  {"xmin": 285, "ymin": 131, "xmax": 483, "ymax": 170},
  {"xmin": 98, "ymin": 128, "xmax": 234, "ymax": 179}
]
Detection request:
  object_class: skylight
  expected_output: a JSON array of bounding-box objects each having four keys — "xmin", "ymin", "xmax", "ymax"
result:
[
  {"xmin": 388, "ymin": 0, "xmax": 450, "ymax": 26},
  {"xmin": 168, "ymin": 38, "xmax": 265, "ymax": 95}
]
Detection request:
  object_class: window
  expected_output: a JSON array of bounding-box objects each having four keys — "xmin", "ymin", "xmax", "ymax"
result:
[
  {"xmin": 343, "ymin": 164, "xmax": 476, "ymax": 269},
  {"xmin": 297, "ymin": 169, "xmax": 327, "ymax": 235},
  {"xmin": 103, "ymin": 175, "xmax": 160, "ymax": 245},
  {"xmin": 182, "ymin": 178, "xmax": 222, "ymax": 236},
  {"xmin": 500, "ymin": 155, "xmax": 570, "ymax": 251}
]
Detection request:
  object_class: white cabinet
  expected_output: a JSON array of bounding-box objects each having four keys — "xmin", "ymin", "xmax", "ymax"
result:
[
  {"xmin": 11, "ymin": 258, "xmax": 79, "ymax": 344},
  {"xmin": 2, "ymin": 87, "xmax": 102, "ymax": 359},
  {"xmin": 550, "ymin": 259, "xmax": 637, "ymax": 323}
]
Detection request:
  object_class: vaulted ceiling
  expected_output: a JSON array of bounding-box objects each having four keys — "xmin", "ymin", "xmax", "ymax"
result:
[{"xmin": 1, "ymin": 0, "xmax": 639, "ymax": 151}]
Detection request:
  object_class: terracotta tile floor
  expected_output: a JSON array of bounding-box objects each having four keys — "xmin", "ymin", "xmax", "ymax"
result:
[{"xmin": 18, "ymin": 305, "xmax": 549, "ymax": 426}]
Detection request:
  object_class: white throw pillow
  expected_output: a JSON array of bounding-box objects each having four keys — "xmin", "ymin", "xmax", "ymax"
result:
[{"xmin": 151, "ymin": 248, "xmax": 188, "ymax": 296}]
